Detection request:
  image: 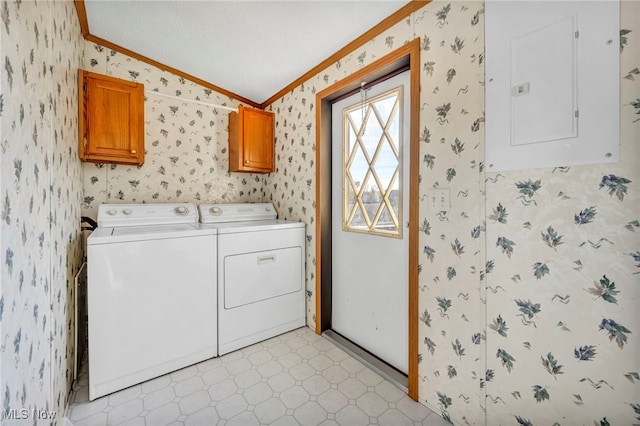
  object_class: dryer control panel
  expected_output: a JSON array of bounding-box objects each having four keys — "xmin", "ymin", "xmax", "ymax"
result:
[{"xmin": 198, "ymin": 203, "xmax": 277, "ymax": 223}]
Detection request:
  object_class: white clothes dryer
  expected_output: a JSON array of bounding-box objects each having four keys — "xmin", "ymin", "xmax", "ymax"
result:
[
  {"xmin": 199, "ymin": 203, "xmax": 305, "ymax": 355},
  {"xmin": 87, "ymin": 203, "xmax": 217, "ymax": 400}
]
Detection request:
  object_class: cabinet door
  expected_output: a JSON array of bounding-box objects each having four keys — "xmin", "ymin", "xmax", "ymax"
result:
[
  {"xmin": 242, "ymin": 108, "xmax": 274, "ymax": 172},
  {"xmin": 79, "ymin": 70, "xmax": 144, "ymax": 165}
]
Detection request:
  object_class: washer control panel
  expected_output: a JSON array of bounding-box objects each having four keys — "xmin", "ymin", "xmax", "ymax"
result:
[{"xmin": 97, "ymin": 203, "xmax": 197, "ymax": 227}]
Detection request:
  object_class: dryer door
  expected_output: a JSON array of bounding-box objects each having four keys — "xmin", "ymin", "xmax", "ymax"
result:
[
  {"xmin": 224, "ymin": 246, "xmax": 302, "ymax": 308},
  {"xmin": 217, "ymin": 227, "xmax": 305, "ymax": 354}
]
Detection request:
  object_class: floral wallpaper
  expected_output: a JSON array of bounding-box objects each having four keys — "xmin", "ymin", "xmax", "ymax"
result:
[
  {"xmin": 1, "ymin": 0, "xmax": 84, "ymax": 424},
  {"xmin": 264, "ymin": 1, "xmax": 486, "ymax": 422},
  {"xmin": 264, "ymin": 0, "xmax": 638, "ymax": 424},
  {"xmin": 81, "ymin": 44, "xmax": 264, "ymax": 220},
  {"xmin": 2, "ymin": 1, "xmax": 636, "ymax": 425},
  {"xmin": 413, "ymin": 3, "xmax": 486, "ymax": 423},
  {"xmin": 484, "ymin": 1, "xmax": 639, "ymax": 423}
]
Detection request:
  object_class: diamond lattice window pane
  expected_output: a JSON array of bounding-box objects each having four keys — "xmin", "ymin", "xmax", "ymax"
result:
[
  {"xmin": 375, "ymin": 95, "xmax": 397, "ymax": 126},
  {"xmin": 377, "ymin": 204, "xmax": 397, "ymax": 233},
  {"xmin": 342, "ymin": 87, "xmax": 403, "ymax": 238},
  {"xmin": 362, "ymin": 185, "xmax": 382, "ymax": 223},
  {"xmin": 348, "ymin": 125, "xmax": 358, "ymax": 154},
  {"xmin": 349, "ymin": 146, "xmax": 369, "ymax": 192},
  {"xmin": 347, "ymin": 183, "xmax": 357, "ymax": 212},
  {"xmin": 362, "ymin": 114, "xmax": 383, "ymax": 157},
  {"xmin": 351, "ymin": 207, "xmax": 367, "ymax": 228},
  {"xmin": 387, "ymin": 176, "xmax": 400, "ymax": 215},
  {"xmin": 348, "ymin": 109, "xmax": 364, "ymax": 135},
  {"xmin": 372, "ymin": 139, "xmax": 398, "ymax": 191}
]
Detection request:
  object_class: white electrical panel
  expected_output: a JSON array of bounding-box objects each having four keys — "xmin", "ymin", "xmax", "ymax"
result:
[
  {"xmin": 485, "ymin": 1, "xmax": 619, "ymax": 172},
  {"xmin": 510, "ymin": 16, "xmax": 577, "ymax": 146}
]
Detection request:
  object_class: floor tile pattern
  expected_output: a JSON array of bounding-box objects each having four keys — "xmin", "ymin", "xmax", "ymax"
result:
[{"xmin": 67, "ymin": 327, "xmax": 449, "ymax": 425}]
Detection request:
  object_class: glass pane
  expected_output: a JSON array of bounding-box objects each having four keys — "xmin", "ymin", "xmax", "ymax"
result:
[
  {"xmin": 372, "ymin": 139, "xmax": 398, "ymax": 191},
  {"xmin": 349, "ymin": 146, "xmax": 369, "ymax": 191},
  {"xmin": 348, "ymin": 123, "xmax": 358, "ymax": 154},
  {"xmin": 347, "ymin": 107, "xmax": 364, "ymax": 135},
  {"xmin": 374, "ymin": 95, "xmax": 397, "ymax": 126},
  {"xmin": 351, "ymin": 207, "xmax": 367, "ymax": 228},
  {"xmin": 362, "ymin": 181, "xmax": 382, "ymax": 225},
  {"xmin": 342, "ymin": 86, "xmax": 403, "ymax": 238},
  {"xmin": 347, "ymin": 179, "xmax": 357, "ymax": 212},
  {"xmin": 388, "ymin": 113, "xmax": 400, "ymax": 146},
  {"xmin": 387, "ymin": 177, "xmax": 400, "ymax": 217},
  {"xmin": 377, "ymin": 204, "xmax": 397, "ymax": 233},
  {"xmin": 362, "ymin": 112, "xmax": 382, "ymax": 157}
]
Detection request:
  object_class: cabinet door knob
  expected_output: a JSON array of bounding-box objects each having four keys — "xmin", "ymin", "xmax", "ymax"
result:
[{"xmin": 131, "ymin": 149, "xmax": 137, "ymax": 154}]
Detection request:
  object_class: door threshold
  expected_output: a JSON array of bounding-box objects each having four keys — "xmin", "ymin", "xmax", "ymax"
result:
[{"xmin": 322, "ymin": 330, "xmax": 408, "ymax": 394}]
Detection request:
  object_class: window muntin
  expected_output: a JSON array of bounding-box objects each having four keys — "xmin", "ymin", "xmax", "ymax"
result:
[{"xmin": 342, "ymin": 87, "xmax": 403, "ymax": 238}]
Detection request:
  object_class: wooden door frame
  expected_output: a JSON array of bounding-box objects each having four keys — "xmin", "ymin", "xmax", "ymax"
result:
[{"xmin": 314, "ymin": 38, "xmax": 420, "ymax": 400}]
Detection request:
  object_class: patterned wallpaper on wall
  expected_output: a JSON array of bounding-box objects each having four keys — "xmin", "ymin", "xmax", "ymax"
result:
[
  {"xmin": 263, "ymin": 0, "xmax": 638, "ymax": 424},
  {"xmin": 415, "ymin": 3, "xmax": 486, "ymax": 423},
  {"xmin": 1, "ymin": 0, "xmax": 84, "ymax": 424},
  {"xmin": 264, "ymin": 2, "xmax": 487, "ymax": 422},
  {"xmin": 81, "ymin": 43, "xmax": 265, "ymax": 220},
  {"xmin": 50, "ymin": 1, "xmax": 85, "ymax": 417},
  {"xmin": 484, "ymin": 1, "xmax": 639, "ymax": 423}
]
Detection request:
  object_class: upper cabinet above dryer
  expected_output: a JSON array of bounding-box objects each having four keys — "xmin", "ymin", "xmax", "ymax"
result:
[
  {"xmin": 228, "ymin": 105, "xmax": 275, "ymax": 173},
  {"xmin": 78, "ymin": 69, "xmax": 145, "ymax": 165}
]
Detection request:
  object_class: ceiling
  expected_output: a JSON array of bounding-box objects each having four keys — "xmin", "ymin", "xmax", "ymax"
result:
[{"xmin": 81, "ymin": 0, "xmax": 414, "ymax": 106}]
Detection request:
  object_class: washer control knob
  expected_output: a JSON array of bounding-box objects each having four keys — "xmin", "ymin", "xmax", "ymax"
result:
[
  {"xmin": 122, "ymin": 209, "xmax": 132, "ymax": 215},
  {"xmin": 174, "ymin": 206, "xmax": 189, "ymax": 216},
  {"xmin": 107, "ymin": 209, "xmax": 117, "ymax": 216},
  {"xmin": 209, "ymin": 207, "xmax": 222, "ymax": 216},
  {"xmin": 265, "ymin": 206, "xmax": 271, "ymax": 212}
]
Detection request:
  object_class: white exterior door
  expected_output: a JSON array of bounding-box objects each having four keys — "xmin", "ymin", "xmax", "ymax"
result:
[{"xmin": 331, "ymin": 71, "xmax": 409, "ymax": 373}]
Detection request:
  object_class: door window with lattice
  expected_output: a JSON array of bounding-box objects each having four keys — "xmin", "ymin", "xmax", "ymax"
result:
[{"xmin": 342, "ymin": 87, "xmax": 403, "ymax": 238}]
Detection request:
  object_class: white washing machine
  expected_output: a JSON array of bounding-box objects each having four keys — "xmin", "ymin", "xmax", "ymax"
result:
[
  {"xmin": 198, "ymin": 203, "xmax": 305, "ymax": 355},
  {"xmin": 87, "ymin": 203, "xmax": 217, "ymax": 400}
]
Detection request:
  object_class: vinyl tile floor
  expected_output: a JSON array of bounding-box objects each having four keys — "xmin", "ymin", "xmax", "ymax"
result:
[{"xmin": 66, "ymin": 327, "xmax": 449, "ymax": 426}]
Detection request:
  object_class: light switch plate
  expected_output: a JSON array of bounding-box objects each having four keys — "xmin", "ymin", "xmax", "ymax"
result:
[{"xmin": 427, "ymin": 188, "xmax": 450, "ymax": 212}]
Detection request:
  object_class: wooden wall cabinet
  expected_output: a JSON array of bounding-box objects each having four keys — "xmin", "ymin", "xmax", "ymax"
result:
[
  {"xmin": 78, "ymin": 69, "xmax": 145, "ymax": 165},
  {"xmin": 228, "ymin": 105, "xmax": 275, "ymax": 173}
]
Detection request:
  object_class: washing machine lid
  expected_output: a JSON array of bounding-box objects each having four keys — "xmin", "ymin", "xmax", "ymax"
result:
[
  {"xmin": 198, "ymin": 203, "xmax": 277, "ymax": 223},
  {"xmin": 203, "ymin": 219, "xmax": 305, "ymax": 234},
  {"xmin": 88, "ymin": 223, "xmax": 217, "ymax": 245},
  {"xmin": 97, "ymin": 203, "xmax": 198, "ymax": 227}
]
